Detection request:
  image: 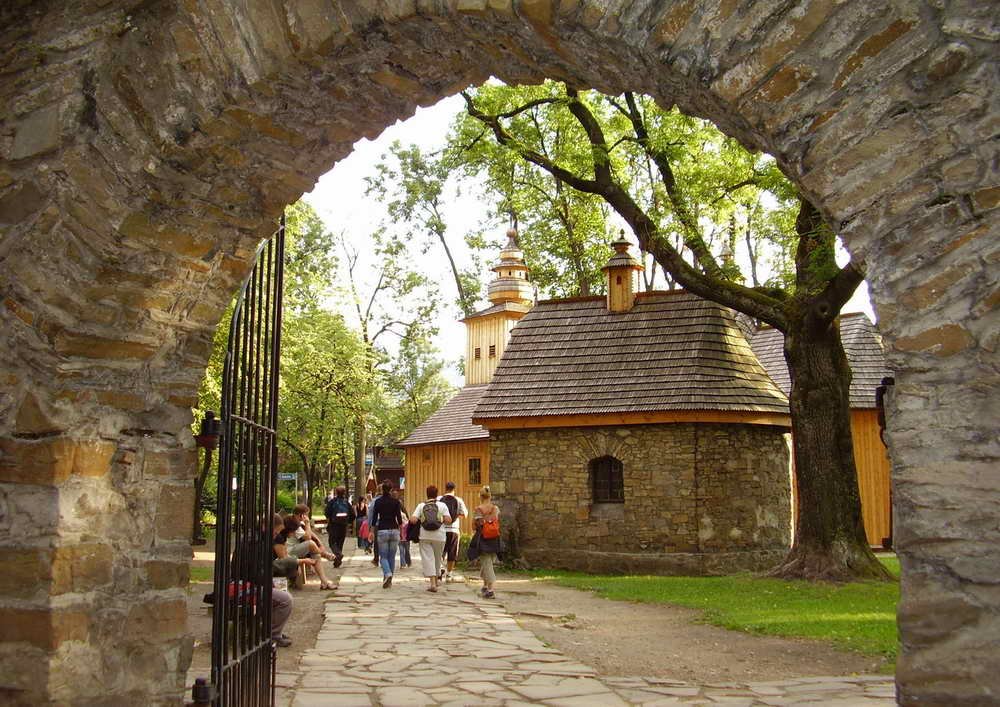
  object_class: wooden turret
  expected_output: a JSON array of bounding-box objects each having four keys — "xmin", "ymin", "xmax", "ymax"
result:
[
  {"xmin": 602, "ymin": 236, "xmax": 642, "ymax": 313},
  {"xmin": 487, "ymin": 229, "xmax": 534, "ymax": 306},
  {"xmin": 463, "ymin": 229, "xmax": 533, "ymax": 385}
]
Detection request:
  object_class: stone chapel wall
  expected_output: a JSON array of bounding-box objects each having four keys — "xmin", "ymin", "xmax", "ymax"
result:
[{"xmin": 489, "ymin": 423, "xmax": 791, "ymax": 575}]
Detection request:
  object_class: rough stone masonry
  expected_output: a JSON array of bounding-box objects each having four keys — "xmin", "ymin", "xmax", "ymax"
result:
[
  {"xmin": 0, "ymin": 1, "xmax": 996, "ymax": 705},
  {"xmin": 490, "ymin": 423, "xmax": 792, "ymax": 575}
]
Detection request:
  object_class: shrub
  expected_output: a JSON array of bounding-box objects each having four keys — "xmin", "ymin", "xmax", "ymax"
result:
[{"xmin": 275, "ymin": 489, "xmax": 296, "ymax": 514}]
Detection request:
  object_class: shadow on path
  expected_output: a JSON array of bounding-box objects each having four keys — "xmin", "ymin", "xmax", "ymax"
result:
[{"xmin": 278, "ymin": 549, "xmax": 894, "ymax": 706}]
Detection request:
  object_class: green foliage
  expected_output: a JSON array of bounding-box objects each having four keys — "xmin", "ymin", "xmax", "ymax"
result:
[
  {"xmin": 192, "ymin": 196, "xmax": 457, "ymax": 517},
  {"xmin": 279, "ymin": 305, "xmax": 376, "ymax": 506},
  {"xmin": 366, "ymin": 141, "xmax": 484, "ymax": 316},
  {"xmin": 275, "ymin": 489, "xmax": 296, "ymax": 514},
  {"xmin": 190, "ymin": 566, "xmax": 213, "ymax": 583},
  {"xmin": 283, "ymin": 200, "xmax": 338, "ymax": 314},
  {"xmin": 525, "ymin": 558, "xmax": 900, "ymax": 666},
  {"xmin": 381, "ymin": 334, "xmax": 455, "ymax": 444},
  {"xmin": 451, "ymin": 81, "xmax": 802, "ymax": 297},
  {"xmin": 449, "ymin": 82, "xmax": 614, "ymax": 297}
]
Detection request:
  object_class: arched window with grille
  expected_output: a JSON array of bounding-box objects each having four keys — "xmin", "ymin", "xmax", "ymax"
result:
[{"xmin": 590, "ymin": 456, "xmax": 624, "ymax": 503}]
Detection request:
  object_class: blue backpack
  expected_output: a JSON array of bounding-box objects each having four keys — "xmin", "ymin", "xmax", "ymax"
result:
[{"xmin": 325, "ymin": 497, "xmax": 352, "ymax": 525}]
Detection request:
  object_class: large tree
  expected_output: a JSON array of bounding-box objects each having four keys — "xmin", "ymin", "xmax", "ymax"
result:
[
  {"xmin": 194, "ymin": 200, "xmax": 345, "ymax": 529},
  {"xmin": 381, "ymin": 333, "xmax": 455, "ymax": 443},
  {"xmin": 462, "ymin": 82, "xmax": 889, "ymax": 581},
  {"xmin": 366, "ymin": 141, "xmax": 485, "ymax": 316},
  {"xmin": 341, "ymin": 228, "xmax": 440, "ymax": 498},
  {"xmin": 279, "ymin": 307, "xmax": 376, "ymax": 510},
  {"xmin": 448, "ymin": 88, "xmax": 615, "ymax": 298}
]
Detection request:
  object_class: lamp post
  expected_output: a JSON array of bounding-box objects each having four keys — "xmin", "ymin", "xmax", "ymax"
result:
[{"xmin": 192, "ymin": 411, "xmax": 221, "ymax": 545}]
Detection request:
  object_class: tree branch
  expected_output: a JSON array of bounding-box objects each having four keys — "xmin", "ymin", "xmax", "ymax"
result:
[
  {"xmin": 464, "ymin": 88, "xmax": 786, "ymax": 328},
  {"xmin": 493, "ymin": 96, "xmax": 564, "ymax": 119},
  {"xmin": 622, "ymin": 92, "xmax": 724, "ymax": 280},
  {"xmin": 818, "ymin": 258, "xmax": 866, "ymax": 319},
  {"xmin": 462, "ymin": 91, "xmax": 606, "ymax": 197}
]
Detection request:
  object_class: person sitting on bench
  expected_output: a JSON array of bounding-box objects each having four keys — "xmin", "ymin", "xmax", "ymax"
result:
[{"xmin": 279, "ymin": 515, "xmax": 336, "ymax": 590}]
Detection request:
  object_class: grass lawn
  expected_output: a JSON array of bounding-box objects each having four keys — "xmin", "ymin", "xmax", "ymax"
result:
[
  {"xmin": 524, "ymin": 556, "xmax": 899, "ymax": 668},
  {"xmin": 190, "ymin": 566, "xmax": 214, "ymax": 583}
]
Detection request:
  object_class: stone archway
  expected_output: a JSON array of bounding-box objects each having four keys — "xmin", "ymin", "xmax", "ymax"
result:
[{"xmin": 0, "ymin": 2, "xmax": 996, "ymax": 704}]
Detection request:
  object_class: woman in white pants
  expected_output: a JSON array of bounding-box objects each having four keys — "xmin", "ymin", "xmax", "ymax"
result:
[{"xmin": 411, "ymin": 485, "xmax": 452, "ymax": 592}]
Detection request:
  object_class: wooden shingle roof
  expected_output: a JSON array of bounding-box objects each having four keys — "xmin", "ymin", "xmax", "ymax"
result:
[
  {"xmin": 474, "ymin": 291, "xmax": 789, "ymax": 420},
  {"xmin": 461, "ymin": 301, "xmax": 532, "ymax": 321},
  {"xmin": 749, "ymin": 313, "xmax": 891, "ymax": 409},
  {"xmin": 396, "ymin": 385, "xmax": 490, "ymax": 447}
]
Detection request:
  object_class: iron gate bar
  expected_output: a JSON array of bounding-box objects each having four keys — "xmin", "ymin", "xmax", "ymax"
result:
[{"xmin": 206, "ymin": 214, "xmax": 285, "ymax": 707}]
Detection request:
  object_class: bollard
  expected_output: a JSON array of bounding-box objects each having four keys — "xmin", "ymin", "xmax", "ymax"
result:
[{"xmin": 188, "ymin": 677, "xmax": 214, "ymax": 707}]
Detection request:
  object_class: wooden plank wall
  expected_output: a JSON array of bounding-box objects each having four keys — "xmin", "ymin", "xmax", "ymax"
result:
[
  {"xmin": 607, "ymin": 270, "xmax": 635, "ymax": 312},
  {"xmin": 466, "ymin": 315, "xmax": 518, "ymax": 385},
  {"xmin": 401, "ymin": 440, "xmax": 490, "ymax": 535},
  {"xmin": 851, "ymin": 409, "xmax": 892, "ymax": 547}
]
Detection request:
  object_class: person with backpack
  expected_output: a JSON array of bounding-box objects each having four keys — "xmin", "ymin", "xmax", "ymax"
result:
[
  {"xmin": 473, "ymin": 486, "xmax": 502, "ymax": 599},
  {"xmin": 438, "ymin": 481, "xmax": 467, "ymax": 583},
  {"xmin": 324, "ymin": 486, "xmax": 355, "ymax": 568},
  {"xmin": 410, "ymin": 485, "xmax": 452, "ymax": 592}
]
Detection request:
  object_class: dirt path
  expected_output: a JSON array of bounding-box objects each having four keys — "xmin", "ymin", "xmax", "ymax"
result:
[
  {"xmin": 491, "ymin": 574, "xmax": 890, "ymax": 683},
  {"xmin": 279, "ymin": 551, "xmax": 892, "ymax": 706},
  {"xmin": 185, "ymin": 548, "xmax": 888, "ymax": 696}
]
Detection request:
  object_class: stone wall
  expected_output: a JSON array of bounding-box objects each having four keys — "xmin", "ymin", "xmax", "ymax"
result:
[
  {"xmin": 489, "ymin": 423, "xmax": 791, "ymax": 574},
  {"xmin": 0, "ymin": 1, "xmax": 997, "ymax": 704}
]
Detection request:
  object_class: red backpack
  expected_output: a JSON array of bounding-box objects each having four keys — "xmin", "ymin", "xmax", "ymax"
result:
[{"xmin": 481, "ymin": 512, "xmax": 500, "ymax": 540}]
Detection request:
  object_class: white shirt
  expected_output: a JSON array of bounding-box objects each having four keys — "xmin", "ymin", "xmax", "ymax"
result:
[
  {"xmin": 438, "ymin": 494, "xmax": 467, "ymax": 533},
  {"xmin": 412, "ymin": 500, "xmax": 450, "ymax": 543}
]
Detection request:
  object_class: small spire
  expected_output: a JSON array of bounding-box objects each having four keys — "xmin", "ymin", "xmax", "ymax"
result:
[
  {"xmin": 611, "ymin": 230, "xmax": 630, "ymax": 253},
  {"xmin": 488, "ymin": 226, "xmax": 532, "ymax": 306}
]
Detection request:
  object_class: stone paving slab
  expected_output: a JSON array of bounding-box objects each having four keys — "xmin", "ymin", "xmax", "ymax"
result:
[{"xmin": 279, "ymin": 550, "xmax": 895, "ymax": 706}]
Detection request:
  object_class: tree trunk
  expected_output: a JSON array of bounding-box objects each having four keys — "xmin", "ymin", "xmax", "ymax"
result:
[
  {"xmin": 304, "ymin": 463, "xmax": 314, "ymax": 511},
  {"xmin": 354, "ymin": 421, "xmax": 367, "ymax": 500},
  {"xmin": 772, "ymin": 313, "xmax": 891, "ymax": 581},
  {"xmin": 191, "ymin": 448, "xmax": 212, "ymax": 544}
]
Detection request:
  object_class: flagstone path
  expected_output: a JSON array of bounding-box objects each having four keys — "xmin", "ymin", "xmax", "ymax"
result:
[{"xmin": 276, "ymin": 550, "xmax": 895, "ymax": 706}]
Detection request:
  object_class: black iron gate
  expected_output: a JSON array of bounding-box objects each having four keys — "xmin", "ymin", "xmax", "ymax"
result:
[{"xmin": 203, "ymin": 216, "xmax": 285, "ymax": 706}]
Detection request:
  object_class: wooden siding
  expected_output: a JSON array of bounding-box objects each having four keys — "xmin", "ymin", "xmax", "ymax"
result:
[
  {"xmin": 465, "ymin": 313, "xmax": 522, "ymax": 385},
  {"xmin": 402, "ymin": 440, "xmax": 490, "ymax": 535},
  {"xmin": 852, "ymin": 409, "xmax": 892, "ymax": 547},
  {"xmin": 789, "ymin": 410, "xmax": 892, "ymax": 547},
  {"xmin": 606, "ymin": 268, "xmax": 637, "ymax": 312}
]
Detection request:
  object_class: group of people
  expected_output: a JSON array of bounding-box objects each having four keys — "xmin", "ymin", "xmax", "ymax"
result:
[
  {"xmin": 261, "ymin": 481, "xmax": 503, "ymax": 648},
  {"xmin": 333, "ymin": 481, "xmax": 501, "ymax": 597},
  {"xmin": 268, "ymin": 503, "xmax": 340, "ymax": 647}
]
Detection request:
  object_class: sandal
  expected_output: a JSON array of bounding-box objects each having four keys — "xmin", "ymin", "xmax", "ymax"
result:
[{"xmin": 426, "ymin": 586, "xmax": 438, "ymax": 593}]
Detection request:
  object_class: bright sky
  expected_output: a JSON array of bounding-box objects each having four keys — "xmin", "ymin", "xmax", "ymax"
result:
[
  {"xmin": 304, "ymin": 95, "xmax": 481, "ymax": 386},
  {"xmin": 303, "ymin": 94, "xmax": 874, "ymax": 387}
]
